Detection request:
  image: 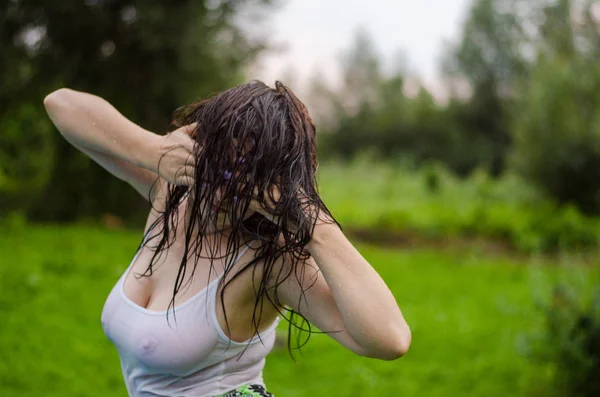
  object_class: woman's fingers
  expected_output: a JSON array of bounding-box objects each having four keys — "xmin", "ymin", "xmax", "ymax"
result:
[
  {"xmin": 180, "ymin": 176, "xmax": 195, "ymax": 187},
  {"xmin": 175, "ymin": 122, "xmax": 198, "ymax": 138},
  {"xmin": 180, "ymin": 165, "xmax": 196, "ymax": 186},
  {"xmin": 168, "ymin": 123, "xmax": 199, "ymax": 154},
  {"xmin": 159, "ymin": 123, "xmax": 199, "ymax": 186},
  {"xmin": 172, "ymin": 166, "xmax": 195, "ymax": 186},
  {"xmin": 247, "ymin": 184, "xmax": 281, "ymax": 217}
]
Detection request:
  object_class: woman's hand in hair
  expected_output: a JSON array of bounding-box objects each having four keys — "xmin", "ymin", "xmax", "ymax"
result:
[
  {"xmin": 43, "ymin": 89, "xmax": 197, "ymax": 201},
  {"xmin": 149, "ymin": 123, "xmax": 198, "ymax": 187},
  {"xmin": 246, "ymin": 184, "xmax": 282, "ymax": 223},
  {"xmin": 247, "ymin": 185, "xmax": 325, "ymax": 234}
]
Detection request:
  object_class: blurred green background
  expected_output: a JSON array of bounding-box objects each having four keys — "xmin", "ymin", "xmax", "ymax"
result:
[{"xmin": 2, "ymin": 0, "xmax": 600, "ymax": 396}]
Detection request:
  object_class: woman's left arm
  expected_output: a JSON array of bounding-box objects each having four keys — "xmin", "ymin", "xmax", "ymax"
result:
[
  {"xmin": 271, "ymin": 218, "xmax": 411, "ymax": 361},
  {"xmin": 306, "ymin": 221, "xmax": 411, "ymax": 358}
]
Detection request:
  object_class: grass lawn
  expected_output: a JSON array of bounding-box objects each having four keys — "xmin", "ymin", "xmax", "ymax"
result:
[{"xmin": 1, "ymin": 224, "xmax": 596, "ymax": 396}]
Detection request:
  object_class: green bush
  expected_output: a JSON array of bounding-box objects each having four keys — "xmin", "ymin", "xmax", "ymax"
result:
[
  {"xmin": 0, "ymin": 104, "xmax": 55, "ymax": 218},
  {"xmin": 511, "ymin": 57, "xmax": 600, "ymax": 215},
  {"xmin": 318, "ymin": 158, "xmax": 600, "ymax": 252},
  {"xmin": 529, "ymin": 281, "xmax": 600, "ymax": 397}
]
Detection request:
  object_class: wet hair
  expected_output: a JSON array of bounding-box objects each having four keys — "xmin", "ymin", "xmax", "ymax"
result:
[{"xmin": 141, "ymin": 80, "xmax": 338, "ymax": 355}]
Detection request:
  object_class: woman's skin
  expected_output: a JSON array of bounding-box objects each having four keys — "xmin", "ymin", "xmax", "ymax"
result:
[{"xmin": 43, "ymin": 87, "xmax": 411, "ymax": 361}]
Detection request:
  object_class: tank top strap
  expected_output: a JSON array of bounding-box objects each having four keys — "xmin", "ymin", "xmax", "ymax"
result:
[{"xmin": 232, "ymin": 243, "xmax": 253, "ymax": 264}]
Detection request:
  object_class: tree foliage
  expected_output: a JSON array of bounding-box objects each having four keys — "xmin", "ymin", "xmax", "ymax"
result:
[
  {"xmin": 5, "ymin": 0, "xmax": 600, "ymax": 219},
  {"xmin": 511, "ymin": 0, "xmax": 600, "ymax": 214},
  {"xmin": 0, "ymin": 0, "xmax": 275, "ymax": 221},
  {"xmin": 317, "ymin": 0, "xmax": 600, "ymax": 216},
  {"xmin": 318, "ymin": 30, "xmax": 507, "ymax": 176}
]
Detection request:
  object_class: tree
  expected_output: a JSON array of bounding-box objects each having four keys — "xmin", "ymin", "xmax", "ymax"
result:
[
  {"xmin": 336, "ymin": 28, "xmax": 383, "ymax": 114},
  {"xmin": 442, "ymin": 0, "xmax": 534, "ymax": 175},
  {"xmin": 443, "ymin": 0, "xmax": 531, "ymax": 94},
  {"xmin": 0, "ymin": 0, "xmax": 276, "ymax": 222},
  {"xmin": 511, "ymin": 1, "xmax": 600, "ymax": 214}
]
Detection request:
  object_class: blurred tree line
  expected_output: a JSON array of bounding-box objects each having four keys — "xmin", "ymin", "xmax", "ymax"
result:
[
  {"xmin": 4, "ymin": 0, "xmax": 600, "ymax": 223},
  {"xmin": 0, "ymin": 0, "xmax": 275, "ymax": 223},
  {"xmin": 317, "ymin": 0, "xmax": 600, "ymax": 215}
]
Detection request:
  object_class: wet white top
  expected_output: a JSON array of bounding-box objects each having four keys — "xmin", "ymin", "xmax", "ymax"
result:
[{"xmin": 101, "ymin": 244, "xmax": 279, "ymax": 397}]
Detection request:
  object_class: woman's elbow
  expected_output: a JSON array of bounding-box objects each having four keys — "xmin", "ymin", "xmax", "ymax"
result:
[
  {"xmin": 43, "ymin": 88, "xmax": 74, "ymax": 111},
  {"xmin": 361, "ymin": 326, "xmax": 412, "ymax": 361},
  {"xmin": 43, "ymin": 88, "xmax": 80, "ymax": 132},
  {"xmin": 383, "ymin": 327, "xmax": 411, "ymax": 360}
]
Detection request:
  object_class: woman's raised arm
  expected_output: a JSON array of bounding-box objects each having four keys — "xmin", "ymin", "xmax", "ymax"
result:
[
  {"xmin": 43, "ymin": 88, "xmax": 196, "ymax": 200},
  {"xmin": 273, "ymin": 221, "xmax": 411, "ymax": 361},
  {"xmin": 306, "ymin": 222, "xmax": 411, "ymax": 358}
]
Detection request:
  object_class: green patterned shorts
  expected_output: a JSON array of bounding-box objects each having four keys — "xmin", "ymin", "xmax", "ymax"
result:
[{"xmin": 218, "ymin": 384, "xmax": 273, "ymax": 397}]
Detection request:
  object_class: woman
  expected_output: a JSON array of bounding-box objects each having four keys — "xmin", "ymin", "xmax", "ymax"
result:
[{"xmin": 43, "ymin": 81, "xmax": 411, "ymax": 397}]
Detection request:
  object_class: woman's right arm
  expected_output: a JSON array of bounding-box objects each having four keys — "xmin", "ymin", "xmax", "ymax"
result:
[{"xmin": 43, "ymin": 88, "xmax": 196, "ymax": 201}]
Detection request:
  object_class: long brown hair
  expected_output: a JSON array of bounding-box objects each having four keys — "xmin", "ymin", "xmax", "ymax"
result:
[{"xmin": 141, "ymin": 80, "xmax": 338, "ymax": 355}]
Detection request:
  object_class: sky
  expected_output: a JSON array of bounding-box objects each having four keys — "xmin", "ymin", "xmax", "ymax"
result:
[{"xmin": 250, "ymin": 0, "xmax": 472, "ymax": 95}]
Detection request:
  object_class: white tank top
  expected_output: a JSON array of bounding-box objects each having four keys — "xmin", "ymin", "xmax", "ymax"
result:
[{"xmin": 101, "ymin": 242, "xmax": 279, "ymax": 397}]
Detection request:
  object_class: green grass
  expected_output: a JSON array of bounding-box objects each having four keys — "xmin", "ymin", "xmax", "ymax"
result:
[{"xmin": 1, "ymin": 224, "xmax": 597, "ymax": 396}]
